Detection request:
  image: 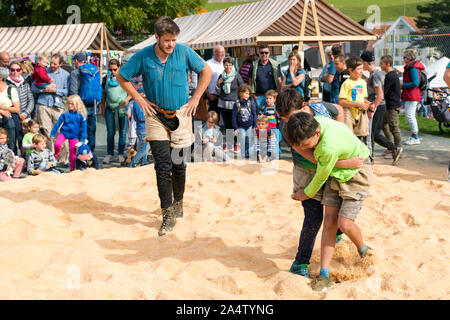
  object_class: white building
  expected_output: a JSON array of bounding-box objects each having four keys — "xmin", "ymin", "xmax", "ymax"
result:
[{"xmin": 372, "ymin": 16, "xmax": 438, "ymax": 67}]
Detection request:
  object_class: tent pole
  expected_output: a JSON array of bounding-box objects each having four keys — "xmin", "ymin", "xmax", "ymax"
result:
[
  {"xmin": 99, "ymin": 24, "xmax": 104, "ymax": 84},
  {"xmin": 298, "ymin": 0, "xmax": 310, "ymax": 52},
  {"xmin": 311, "ymin": 0, "xmax": 326, "ymax": 66},
  {"xmin": 104, "ymin": 24, "xmax": 111, "ymax": 61}
]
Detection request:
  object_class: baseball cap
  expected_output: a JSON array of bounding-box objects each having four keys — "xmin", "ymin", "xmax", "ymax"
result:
[
  {"xmin": 78, "ymin": 143, "xmax": 91, "ymax": 155},
  {"xmin": 360, "ymin": 50, "xmax": 375, "ymax": 62},
  {"xmin": 73, "ymin": 52, "xmax": 87, "ymax": 62}
]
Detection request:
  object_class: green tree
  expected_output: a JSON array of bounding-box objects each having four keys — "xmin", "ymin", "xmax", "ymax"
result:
[{"xmin": 0, "ymin": 0, "xmax": 206, "ymax": 40}]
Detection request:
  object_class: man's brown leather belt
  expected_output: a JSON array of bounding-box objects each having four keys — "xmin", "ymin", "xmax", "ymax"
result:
[{"xmin": 153, "ymin": 105, "xmax": 177, "ymax": 119}]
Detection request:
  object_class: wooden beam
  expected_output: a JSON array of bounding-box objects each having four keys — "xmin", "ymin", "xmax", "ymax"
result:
[
  {"xmin": 310, "ymin": 0, "xmax": 326, "ymax": 66},
  {"xmin": 103, "ymin": 25, "xmax": 110, "ymax": 61},
  {"xmin": 298, "ymin": 0, "xmax": 310, "ymax": 52},
  {"xmin": 99, "ymin": 24, "xmax": 104, "ymax": 85}
]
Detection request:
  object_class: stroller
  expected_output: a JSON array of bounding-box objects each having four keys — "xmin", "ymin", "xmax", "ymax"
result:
[{"xmin": 427, "ymin": 88, "xmax": 450, "ymax": 133}]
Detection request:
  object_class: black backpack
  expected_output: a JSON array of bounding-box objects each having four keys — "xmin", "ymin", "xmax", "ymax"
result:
[
  {"xmin": 418, "ymin": 69, "xmax": 428, "ymax": 92},
  {"xmin": 301, "ymin": 72, "xmax": 312, "ymax": 102}
]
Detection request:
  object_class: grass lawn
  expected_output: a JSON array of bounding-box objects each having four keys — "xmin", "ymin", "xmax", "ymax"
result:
[
  {"xmin": 399, "ymin": 114, "xmax": 450, "ymax": 138},
  {"xmin": 202, "ymin": 0, "xmax": 435, "ymax": 22}
]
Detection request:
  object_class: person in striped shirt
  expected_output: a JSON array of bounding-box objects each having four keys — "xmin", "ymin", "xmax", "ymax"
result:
[{"xmin": 254, "ymin": 115, "xmax": 278, "ymax": 162}]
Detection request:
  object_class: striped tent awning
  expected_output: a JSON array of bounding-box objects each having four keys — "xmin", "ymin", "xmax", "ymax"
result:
[
  {"xmin": 189, "ymin": 0, "xmax": 377, "ymax": 49},
  {"xmin": 0, "ymin": 23, "xmax": 124, "ymax": 58},
  {"xmin": 128, "ymin": 10, "xmax": 226, "ymax": 52}
]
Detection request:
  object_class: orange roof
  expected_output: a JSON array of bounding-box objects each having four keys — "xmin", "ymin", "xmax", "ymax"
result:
[
  {"xmin": 401, "ymin": 16, "xmax": 421, "ymax": 32},
  {"xmin": 372, "ymin": 24, "xmax": 391, "ymax": 36}
]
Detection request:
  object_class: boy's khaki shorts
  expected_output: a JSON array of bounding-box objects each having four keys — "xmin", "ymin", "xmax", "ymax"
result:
[
  {"xmin": 293, "ymin": 166, "xmax": 340, "ymax": 206},
  {"xmin": 343, "ymin": 108, "xmax": 369, "ymax": 137},
  {"xmin": 145, "ymin": 107, "xmax": 194, "ymax": 149},
  {"xmin": 325, "ymin": 158, "xmax": 373, "ymax": 220}
]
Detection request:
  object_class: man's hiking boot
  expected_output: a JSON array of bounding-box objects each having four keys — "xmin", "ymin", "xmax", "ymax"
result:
[
  {"xmin": 311, "ymin": 276, "xmax": 335, "ymax": 291},
  {"xmin": 158, "ymin": 207, "xmax": 176, "ymax": 237},
  {"xmin": 173, "ymin": 199, "xmax": 183, "ymax": 218}
]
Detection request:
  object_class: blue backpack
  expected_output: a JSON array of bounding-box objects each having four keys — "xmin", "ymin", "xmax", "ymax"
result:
[{"xmin": 79, "ymin": 64, "xmax": 102, "ymax": 104}]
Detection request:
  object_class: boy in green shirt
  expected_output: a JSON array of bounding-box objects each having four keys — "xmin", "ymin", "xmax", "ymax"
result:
[{"xmin": 286, "ymin": 112, "xmax": 373, "ymax": 291}]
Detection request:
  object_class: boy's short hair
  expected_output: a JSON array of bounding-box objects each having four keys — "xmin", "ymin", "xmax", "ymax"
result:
[
  {"xmin": 32, "ymin": 133, "xmax": 46, "ymax": 145},
  {"xmin": 256, "ymin": 114, "xmax": 268, "ymax": 123},
  {"xmin": 207, "ymin": 111, "xmax": 219, "ymax": 124},
  {"xmin": 275, "ymin": 88, "xmax": 304, "ymax": 117},
  {"xmin": 38, "ymin": 55, "xmax": 48, "ymax": 62},
  {"xmin": 238, "ymin": 84, "xmax": 252, "ymax": 95},
  {"xmin": 285, "ymin": 112, "xmax": 319, "ymax": 146},
  {"xmin": 0, "ymin": 127, "xmax": 8, "ymax": 137},
  {"xmin": 154, "ymin": 16, "xmax": 180, "ymax": 37},
  {"xmin": 380, "ymin": 55, "xmax": 393, "ymax": 66},
  {"xmin": 265, "ymin": 89, "xmax": 278, "ymax": 98},
  {"xmin": 346, "ymin": 56, "xmax": 363, "ymax": 71},
  {"xmin": 334, "ymin": 54, "xmax": 346, "ymax": 63}
]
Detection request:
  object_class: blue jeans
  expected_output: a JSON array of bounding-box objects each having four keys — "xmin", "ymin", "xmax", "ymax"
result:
[
  {"xmin": 105, "ymin": 107, "xmax": 127, "ymax": 156},
  {"xmin": 1, "ymin": 117, "xmax": 16, "ymax": 153},
  {"xmin": 86, "ymin": 105, "xmax": 97, "ymax": 152},
  {"xmin": 129, "ymin": 133, "xmax": 150, "ymax": 167},
  {"xmin": 238, "ymin": 127, "xmax": 254, "ymax": 159}
]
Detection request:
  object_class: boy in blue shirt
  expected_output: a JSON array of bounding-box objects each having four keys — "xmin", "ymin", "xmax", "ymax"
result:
[{"xmin": 128, "ymin": 87, "xmax": 150, "ymax": 167}]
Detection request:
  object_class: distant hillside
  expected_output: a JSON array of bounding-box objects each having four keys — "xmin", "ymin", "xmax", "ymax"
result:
[{"xmin": 203, "ymin": 0, "xmax": 435, "ymax": 23}]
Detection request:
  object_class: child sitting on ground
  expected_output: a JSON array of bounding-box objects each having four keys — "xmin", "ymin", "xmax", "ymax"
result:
[
  {"xmin": 232, "ymin": 84, "xmax": 257, "ymax": 159},
  {"xmin": 76, "ymin": 143, "xmax": 99, "ymax": 170},
  {"xmin": 28, "ymin": 134, "xmax": 61, "ymax": 175},
  {"xmin": 0, "ymin": 128, "xmax": 25, "ymax": 181},
  {"xmin": 50, "ymin": 94, "xmax": 87, "ymax": 171},
  {"xmin": 254, "ymin": 115, "xmax": 278, "ymax": 162},
  {"xmin": 194, "ymin": 111, "xmax": 229, "ymax": 163},
  {"xmin": 22, "ymin": 119, "xmax": 41, "ymax": 164},
  {"xmin": 286, "ymin": 112, "xmax": 373, "ymax": 291}
]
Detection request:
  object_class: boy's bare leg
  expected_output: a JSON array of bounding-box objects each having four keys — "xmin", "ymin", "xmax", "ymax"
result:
[
  {"xmin": 321, "ymin": 205, "xmax": 339, "ymax": 269},
  {"xmin": 337, "ymin": 216, "xmax": 364, "ymax": 250}
]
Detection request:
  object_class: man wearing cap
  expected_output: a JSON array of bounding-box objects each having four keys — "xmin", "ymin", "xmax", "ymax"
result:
[
  {"xmin": 69, "ymin": 52, "xmax": 97, "ymax": 152},
  {"xmin": 361, "ymin": 50, "xmax": 402, "ymax": 164},
  {"xmin": 117, "ymin": 16, "xmax": 212, "ymax": 237}
]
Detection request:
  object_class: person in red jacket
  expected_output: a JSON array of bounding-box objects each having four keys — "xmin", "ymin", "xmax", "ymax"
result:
[
  {"xmin": 31, "ymin": 55, "xmax": 54, "ymax": 89},
  {"xmin": 401, "ymin": 49, "xmax": 425, "ymax": 145}
]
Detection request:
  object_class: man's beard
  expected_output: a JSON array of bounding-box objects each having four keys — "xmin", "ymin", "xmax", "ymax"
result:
[{"xmin": 157, "ymin": 41, "xmax": 174, "ymax": 55}]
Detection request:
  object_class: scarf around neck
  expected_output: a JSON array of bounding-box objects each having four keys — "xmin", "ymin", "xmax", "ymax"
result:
[
  {"xmin": 7, "ymin": 74, "xmax": 24, "ymax": 86},
  {"xmin": 221, "ymin": 67, "xmax": 237, "ymax": 95}
]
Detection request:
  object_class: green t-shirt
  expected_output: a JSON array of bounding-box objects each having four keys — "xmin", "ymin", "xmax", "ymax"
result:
[
  {"xmin": 22, "ymin": 132, "xmax": 36, "ymax": 155},
  {"xmin": 304, "ymin": 116, "xmax": 370, "ymax": 198}
]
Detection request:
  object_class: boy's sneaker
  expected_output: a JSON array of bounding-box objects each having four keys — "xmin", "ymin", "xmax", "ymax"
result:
[
  {"xmin": 118, "ymin": 155, "xmax": 125, "ymax": 163},
  {"xmin": 392, "ymin": 147, "xmax": 403, "ymax": 165},
  {"xmin": 335, "ymin": 234, "xmax": 343, "ymax": 244},
  {"xmin": 404, "ymin": 137, "xmax": 420, "ymax": 145},
  {"xmin": 173, "ymin": 199, "xmax": 183, "ymax": 218},
  {"xmin": 103, "ymin": 154, "xmax": 113, "ymax": 164},
  {"xmin": 234, "ymin": 145, "xmax": 240, "ymax": 153},
  {"xmin": 223, "ymin": 146, "xmax": 228, "ymax": 152},
  {"xmin": 288, "ymin": 262, "xmax": 310, "ymax": 278},
  {"xmin": 311, "ymin": 276, "xmax": 335, "ymax": 291},
  {"xmin": 158, "ymin": 207, "xmax": 176, "ymax": 236}
]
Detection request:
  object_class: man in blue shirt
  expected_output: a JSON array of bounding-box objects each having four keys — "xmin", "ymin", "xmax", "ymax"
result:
[
  {"xmin": 117, "ymin": 16, "xmax": 212, "ymax": 237},
  {"xmin": 31, "ymin": 53, "xmax": 70, "ymax": 155}
]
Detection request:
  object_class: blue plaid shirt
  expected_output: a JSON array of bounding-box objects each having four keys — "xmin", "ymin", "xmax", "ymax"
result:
[{"xmin": 31, "ymin": 67, "xmax": 70, "ymax": 107}]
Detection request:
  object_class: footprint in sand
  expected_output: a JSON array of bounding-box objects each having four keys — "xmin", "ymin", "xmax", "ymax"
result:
[{"xmin": 401, "ymin": 213, "xmax": 420, "ymax": 227}]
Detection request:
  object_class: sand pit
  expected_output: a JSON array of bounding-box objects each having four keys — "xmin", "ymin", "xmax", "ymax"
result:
[{"xmin": 0, "ymin": 159, "xmax": 448, "ymax": 299}]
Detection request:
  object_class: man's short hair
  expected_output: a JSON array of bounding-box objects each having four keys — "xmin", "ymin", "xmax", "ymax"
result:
[
  {"xmin": 285, "ymin": 112, "xmax": 319, "ymax": 146},
  {"xmin": 265, "ymin": 89, "xmax": 278, "ymax": 98},
  {"xmin": 275, "ymin": 88, "xmax": 304, "ymax": 117},
  {"xmin": 331, "ymin": 45, "xmax": 343, "ymax": 57},
  {"xmin": 380, "ymin": 55, "xmax": 393, "ymax": 66},
  {"xmin": 154, "ymin": 16, "xmax": 180, "ymax": 37},
  {"xmin": 51, "ymin": 53, "xmax": 64, "ymax": 65},
  {"xmin": 259, "ymin": 44, "xmax": 269, "ymax": 51},
  {"xmin": 346, "ymin": 56, "xmax": 363, "ymax": 71}
]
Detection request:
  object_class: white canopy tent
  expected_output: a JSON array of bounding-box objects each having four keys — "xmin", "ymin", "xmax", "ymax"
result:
[{"xmin": 426, "ymin": 57, "xmax": 450, "ymax": 88}]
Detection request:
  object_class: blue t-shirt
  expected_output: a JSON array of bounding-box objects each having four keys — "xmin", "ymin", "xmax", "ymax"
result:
[
  {"xmin": 119, "ymin": 43, "xmax": 205, "ymax": 111},
  {"xmin": 285, "ymin": 69, "xmax": 306, "ymax": 97}
]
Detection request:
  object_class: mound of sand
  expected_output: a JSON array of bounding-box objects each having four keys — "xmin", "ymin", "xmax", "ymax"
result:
[{"xmin": 0, "ymin": 160, "xmax": 448, "ymax": 299}]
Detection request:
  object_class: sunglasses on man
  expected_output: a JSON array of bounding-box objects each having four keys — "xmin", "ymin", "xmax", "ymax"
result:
[{"xmin": 259, "ymin": 51, "xmax": 269, "ymax": 55}]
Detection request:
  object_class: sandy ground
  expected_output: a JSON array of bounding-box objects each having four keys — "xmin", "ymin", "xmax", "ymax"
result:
[{"xmin": 0, "ymin": 159, "xmax": 448, "ymax": 300}]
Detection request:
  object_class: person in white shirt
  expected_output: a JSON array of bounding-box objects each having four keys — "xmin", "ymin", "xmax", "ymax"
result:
[{"xmin": 205, "ymin": 45, "xmax": 226, "ymax": 116}]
